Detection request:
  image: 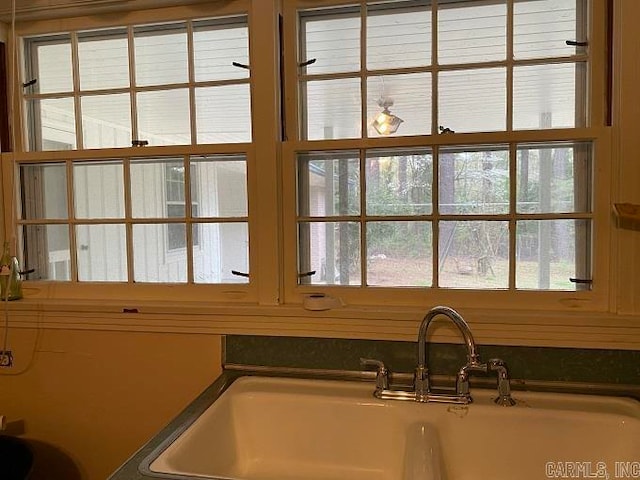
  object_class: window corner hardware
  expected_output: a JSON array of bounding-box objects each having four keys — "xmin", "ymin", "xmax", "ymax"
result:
[
  {"xmin": 298, "ymin": 58, "xmax": 316, "ymax": 68},
  {"xmin": 232, "ymin": 61, "xmax": 250, "ymax": 70},
  {"xmin": 298, "ymin": 271, "xmax": 316, "ymax": 278},
  {"xmin": 132, "ymin": 140, "xmax": 148, "ymax": 147},
  {"xmin": 569, "ymin": 278, "xmax": 592, "ymax": 284},
  {"xmin": 22, "ymin": 79, "xmax": 37, "ymax": 88},
  {"xmin": 566, "ymin": 40, "xmax": 588, "ymax": 47},
  {"xmin": 231, "ymin": 270, "xmax": 250, "ymax": 278}
]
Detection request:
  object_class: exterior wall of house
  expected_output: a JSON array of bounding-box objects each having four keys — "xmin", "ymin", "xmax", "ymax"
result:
[{"xmin": 35, "ymin": 107, "xmax": 246, "ymax": 283}]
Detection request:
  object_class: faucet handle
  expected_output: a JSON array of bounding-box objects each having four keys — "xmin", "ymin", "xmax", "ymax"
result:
[
  {"xmin": 360, "ymin": 358, "xmax": 389, "ymax": 391},
  {"xmin": 488, "ymin": 358, "xmax": 516, "ymax": 407},
  {"xmin": 455, "ymin": 361, "xmax": 488, "ymax": 398}
]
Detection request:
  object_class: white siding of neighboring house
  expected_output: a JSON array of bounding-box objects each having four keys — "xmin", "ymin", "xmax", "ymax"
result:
[{"xmin": 39, "ymin": 104, "xmax": 240, "ymax": 283}]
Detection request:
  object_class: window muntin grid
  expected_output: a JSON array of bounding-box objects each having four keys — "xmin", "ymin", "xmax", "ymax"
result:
[
  {"xmin": 296, "ymin": 142, "xmax": 592, "ymax": 291},
  {"xmin": 18, "ymin": 12, "xmax": 252, "ymax": 286},
  {"xmin": 298, "ymin": 0, "xmax": 588, "ymax": 140},
  {"xmin": 19, "ymin": 154, "xmax": 249, "ymax": 284},
  {"xmin": 293, "ymin": 0, "xmax": 594, "ymax": 293},
  {"xmin": 23, "ymin": 16, "xmax": 251, "ymax": 151}
]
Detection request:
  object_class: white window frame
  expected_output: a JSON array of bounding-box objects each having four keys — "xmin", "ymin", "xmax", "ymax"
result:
[
  {"xmin": 281, "ymin": 0, "xmax": 612, "ymax": 312},
  {"xmin": 3, "ymin": 0, "xmax": 282, "ymax": 304}
]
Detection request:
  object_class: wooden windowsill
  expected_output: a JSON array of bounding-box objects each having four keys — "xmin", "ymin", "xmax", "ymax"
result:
[{"xmin": 2, "ymin": 295, "xmax": 639, "ymax": 350}]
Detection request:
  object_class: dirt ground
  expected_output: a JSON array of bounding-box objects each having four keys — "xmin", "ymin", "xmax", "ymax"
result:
[{"xmin": 366, "ymin": 255, "xmax": 575, "ymax": 290}]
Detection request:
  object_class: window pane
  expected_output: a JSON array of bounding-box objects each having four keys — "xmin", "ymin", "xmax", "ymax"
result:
[
  {"xmin": 367, "ymin": 5, "xmax": 431, "ymax": 70},
  {"xmin": 305, "ymin": 78, "xmax": 361, "ymax": 140},
  {"xmin": 438, "ymin": 0, "xmax": 506, "ymax": 64},
  {"xmin": 517, "ymin": 143, "xmax": 591, "ymax": 213},
  {"xmin": 439, "ymin": 147, "xmax": 509, "ymax": 215},
  {"xmin": 366, "ymin": 149, "xmax": 432, "ymax": 216},
  {"xmin": 191, "ymin": 157, "xmax": 248, "ymax": 218},
  {"xmin": 194, "ymin": 222, "xmax": 249, "ymax": 284},
  {"xmin": 134, "ymin": 25, "xmax": 188, "ymax": 86},
  {"xmin": 513, "ymin": 63, "xmax": 584, "ymax": 130},
  {"xmin": 438, "ymin": 221, "xmax": 509, "ymax": 289},
  {"xmin": 516, "ymin": 220, "xmax": 590, "ymax": 291},
  {"xmin": 74, "ymin": 161, "xmax": 124, "ymax": 218},
  {"xmin": 33, "ymin": 97, "xmax": 77, "ymax": 151},
  {"xmin": 76, "ymin": 224, "xmax": 127, "ymax": 281},
  {"xmin": 514, "ymin": 0, "xmax": 582, "ymax": 60},
  {"xmin": 33, "ymin": 39, "xmax": 73, "ymax": 93},
  {"xmin": 367, "ymin": 73, "xmax": 431, "ymax": 137},
  {"xmin": 298, "ymin": 152, "xmax": 360, "ymax": 217},
  {"xmin": 302, "ymin": 13, "xmax": 359, "ymax": 74},
  {"xmin": 78, "ymin": 30, "xmax": 130, "ymax": 90},
  {"xmin": 194, "ymin": 20, "xmax": 249, "ymax": 81},
  {"xmin": 166, "ymin": 164, "xmax": 186, "ymax": 203},
  {"xmin": 439, "ymin": 68, "xmax": 506, "ymax": 133},
  {"xmin": 133, "ymin": 224, "xmax": 187, "ymax": 282},
  {"xmin": 166, "ymin": 213, "xmax": 189, "ymax": 251},
  {"xmin": 130, "ymin": 158, "xmax": 183, "ymax": 218},
  {"xmin": 20, "ymin": 163, "xmax": 68, "ymax": 219},
  {"xmin": 367, "ymin": 221, "xmax": 432, "ymax": 287},
  {"xmin": 195, "ymin": 84, "xmax": 251, "ymax": 144},
  {"xmin": 23, "ymin": 225, "xmax": 70, "ymax": 281},
  {"xmin": 137, "ymin": 89, "xmax": 191, "ymax": 145},
  {"xmin": 298, "ymin": 222, "xmax": 360, "ymax": 285},
  {"xmin": 81, "ymin": 94, "xmax": 132, "ymax": 149}
]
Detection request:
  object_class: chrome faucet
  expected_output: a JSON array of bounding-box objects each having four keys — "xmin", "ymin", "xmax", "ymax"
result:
[
  {"xmin": 488, "ymin": 358, "xmax": 517, "ymax": 406},
  {"xmin": 360, "ymin": 358, "xmax": 389, "ymax": 392},
  {"xmin": 415, "ymin": 305, "xmax": 484, "ymax": 401},
  {"xmin": 362, "ymin": 305, "xmax": 515, "ymax": 406}
]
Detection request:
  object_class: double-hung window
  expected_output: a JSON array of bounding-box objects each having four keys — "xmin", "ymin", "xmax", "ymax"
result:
[
  {"xmin": 16, "ymin": 3, "xmax": 254, "ymax": 293},
  {"xmin": 285, "ymin": 0, "xmax": 609, "ymax": 308},
  {"xmin": 7, "ymin": 0, "xmax": 611, "ymax": 311}
]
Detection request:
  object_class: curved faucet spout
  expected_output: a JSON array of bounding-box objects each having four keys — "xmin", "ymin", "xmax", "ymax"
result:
[
  {"xmin": 417, "ymin": 306, "xmax": 479, "ymax": 370},
  {"xmin": 415, "ymin": 306, "xmax": 480, "ymax": 397}
]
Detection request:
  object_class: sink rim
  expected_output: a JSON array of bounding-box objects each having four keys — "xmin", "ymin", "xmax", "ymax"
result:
[
  {"xmin": 106, "ymin": 363, "xmax": 640, "ymax": 480},
  {"xmin": 138, "ymin": 372, "xmax": 640, "ymax": 480}
]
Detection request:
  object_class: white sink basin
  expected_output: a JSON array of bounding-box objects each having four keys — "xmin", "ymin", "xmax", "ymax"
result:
[{"xmin": 148, "ymin": 376, "xmax": 640, "ymax": 480}]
